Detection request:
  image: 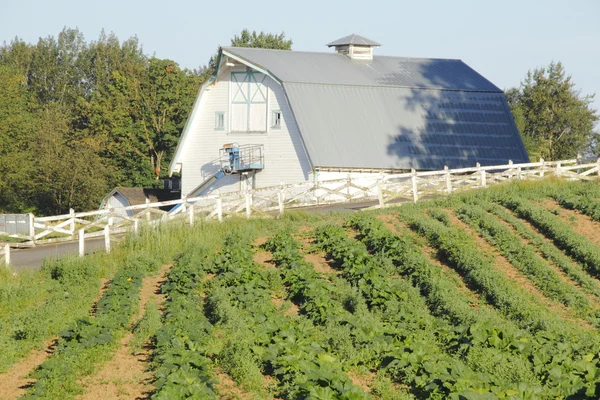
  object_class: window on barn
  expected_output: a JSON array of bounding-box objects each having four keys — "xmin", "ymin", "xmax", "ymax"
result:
[
  {"xmin": 215, "ymin": 111, "xmax": 225, "ymax": 130},
  {"xmin": 230, "ymin": 72, "xmax": 267, "ymax": 133},
  {"xmin": 271, "ymin": 110, "xmax": 282, "ymax": 129}
]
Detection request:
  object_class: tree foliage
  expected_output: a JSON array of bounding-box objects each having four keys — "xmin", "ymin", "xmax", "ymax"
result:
[
  {"xmin": 0, "ymin": 28, "xmax": 201, "ymax": 214},
  {"xmin": 507, "ymin": 62, "xmax": 599, "ymax": 161}
]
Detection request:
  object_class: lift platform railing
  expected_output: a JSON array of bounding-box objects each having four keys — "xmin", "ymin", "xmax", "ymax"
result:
[{"xmin": 219, "ymin": 143, "xmax": 264, "ymax": 174}]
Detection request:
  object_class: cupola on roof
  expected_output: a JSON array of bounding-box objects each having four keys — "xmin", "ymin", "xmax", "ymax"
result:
[
  {"xmin": 326, "ymin": 34, "xmax": 381, "ymax": 47},
  {"xmin": 326, "ymin": 34, "xmax": 381, "ymax": 60}
]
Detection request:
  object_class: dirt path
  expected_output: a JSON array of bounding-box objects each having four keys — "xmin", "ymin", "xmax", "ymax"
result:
[
  {"xmin": 295, "ymin": 231, "xmax": 340, "ymax": 276},
  {"xmin": 0, "ymin": 339, "xmax": 57, "ymax": 399},
  {"xmin": 78, "ymin": 264, "xmax": 171, "ymax": 400},
  {"xmin": 0, "ymin": 278, "xmax": 111, "ymax": 399}
]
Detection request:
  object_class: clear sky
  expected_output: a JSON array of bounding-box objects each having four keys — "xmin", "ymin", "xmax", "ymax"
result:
[{"xmin": 1, "ymin": 0, "xmax": 598, "ymax": 114}]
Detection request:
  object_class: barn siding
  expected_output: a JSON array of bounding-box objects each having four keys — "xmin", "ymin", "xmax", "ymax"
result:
[
  {"xmin": 180, "ymin": 65, "xmax": 312, "ymax": 196},
  {"xmin": 106, "ymin": 193, "xmax": 134, "ymax": 217}
]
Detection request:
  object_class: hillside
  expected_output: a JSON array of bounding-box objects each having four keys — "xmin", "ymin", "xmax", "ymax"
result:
[{"xmin": 2, "ymin": 179, "xmax": 600, "ymax": 399}]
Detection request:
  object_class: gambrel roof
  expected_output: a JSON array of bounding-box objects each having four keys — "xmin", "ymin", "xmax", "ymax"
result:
[{"xmin": 170, "ymin": 45, "xmax": 528, "ymax": 174}]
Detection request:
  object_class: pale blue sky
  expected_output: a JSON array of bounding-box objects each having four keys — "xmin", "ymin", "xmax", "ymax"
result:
[{"xmin": 1, "ymin": 0, "xmax": 598, "ymax": 114}]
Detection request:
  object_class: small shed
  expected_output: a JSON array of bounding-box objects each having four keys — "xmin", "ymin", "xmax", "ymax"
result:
[{"xmin": 99, "ymin": 187, "xmax": 180, "ymax": 216}]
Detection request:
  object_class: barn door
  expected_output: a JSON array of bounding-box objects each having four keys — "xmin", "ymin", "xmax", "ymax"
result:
[
  {"xmin": 231, "ymin": 72, "xmax": 267, "ymax": 132},
  {"xmin": 248, "ymin": 73, "xmax": 267, "ymax": 131}
]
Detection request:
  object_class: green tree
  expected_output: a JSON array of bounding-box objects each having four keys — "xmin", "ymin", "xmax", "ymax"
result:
[
  {"xmin": 507, "ymin": 62, "xmax": 599, "ymax": 160},
  {"xmin": 129, "ymin": 58, "xmax": 200, "ymax": 180},
  {"xmin": 0, "ymin": 64, "xmax": 38, "ymax": 213}
]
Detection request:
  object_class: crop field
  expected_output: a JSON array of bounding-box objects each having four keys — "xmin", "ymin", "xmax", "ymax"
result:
[{"xmin": 3, "ymin": 179, "xmax": 600, "ymax": 399}]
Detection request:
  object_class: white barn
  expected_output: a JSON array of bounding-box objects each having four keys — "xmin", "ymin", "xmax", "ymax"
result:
[{"xmin": 168, "ymin": 34, "xmax": 528, "ymax": 198}]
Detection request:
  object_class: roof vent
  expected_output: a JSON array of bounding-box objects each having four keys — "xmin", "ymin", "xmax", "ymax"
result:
[{"xmin": 327, "ymin": 34, "xmax": 381, "ymax": 61}]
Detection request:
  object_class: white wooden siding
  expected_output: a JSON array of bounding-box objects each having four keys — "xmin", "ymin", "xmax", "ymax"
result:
[
  {"xmin": 106, "ymin": 193, "xmax": 134, "ymax": 217},
  {"xmin": 180, "ymin": 65, "xmax": 312, "ymax": 196}
]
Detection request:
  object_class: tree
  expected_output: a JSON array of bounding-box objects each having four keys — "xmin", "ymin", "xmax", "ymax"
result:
[
  {"xmin": 507, "ymin": 62, "xmax": 599, "ymax": 161},
  {"xmin": 128, "ymin": 58, "xmax": 200, "ymax": 181}
]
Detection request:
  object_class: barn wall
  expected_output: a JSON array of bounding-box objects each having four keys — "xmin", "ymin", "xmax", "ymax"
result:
[{"xmin": 180, "ymin": 65, "xmax": 312, "ymax": 196}]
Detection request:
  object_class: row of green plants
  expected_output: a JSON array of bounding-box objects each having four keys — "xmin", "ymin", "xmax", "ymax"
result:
[
  {"xmin": 23, "ymin": 252, "xmax": 161, "ymax": 399},
  {"xmin": 313, "ymin": 223, "xmax": 539, "ymax": 398},
  {"xmin": 210, "ymin": 232, "xmax": 369, "ymax": 399},
  {"xmin": 0, "ymin": 221, "xmax": 194, "ymax": 376},
  {"xmin": 402, "ymin": 207, "xmax": 586, "ymax": 339},
  {"xmin": 351, "ymin": 212, "xmax": 600, "ymax": 398},
  {"xmin": 152, "ymin": 244, "xmax": 219, "ymax": 399},
  {"xmin": 482, "ymin": 201, "xmax": 600, "ymax": 301},
  {"xmin": 346, "ymin": 216, "xmax": 551, "ymax": 390},
  {"xmin": 548, "ymin": 185, "xmax": 600, "ymax": 222},
  {"xmin": 497, "ymin": 196, "xmax": 600, "ymax": 278},
  {"xmin": 454, "ymin": 203, "xmax": 590, "ymax": 313},
  {"xmin": 0, "ymin": 258, "xmax": 103, "ymax": 373}
]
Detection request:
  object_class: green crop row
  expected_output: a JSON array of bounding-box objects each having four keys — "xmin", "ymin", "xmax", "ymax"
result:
[
  {"xmin": 213, "ymin": 232, "xmax": 368, "ymax": 399},
  {"xmin": 23, "ymin": 252, "xmax": 161, "ymax": 399},
  {"xmin": 551, "ymin": 191, "xmax": 600, "ymax": 222},
  {"xmin": 391, "ymin": 208, "xmax": 600, "ymax": 398},
  {"xmin": 455, "ymin": 204, "xmax": 590, "ymax": 312},
  {"xmin": 497, "ymin": 196, "xmax": 600, "ymax": 278},
  {"xmin": 0, "ymin": 257, "xmax": 103, "ymax": 373},
  {"xmin": 152, "ymin": 245, "xmax": 219, "ymax": 399},
  {"xmin": 483, "ymin": 201, "xmax": 600, "ymax": 301},
  {"xmin": 313, "ymin": 223, "xmax": 545, "ymax": 399}
]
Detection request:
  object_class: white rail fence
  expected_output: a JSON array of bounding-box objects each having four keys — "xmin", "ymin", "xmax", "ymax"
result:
[{"xmin": 1, "ymin": 157, "xmax": 599, "ymax": 265}]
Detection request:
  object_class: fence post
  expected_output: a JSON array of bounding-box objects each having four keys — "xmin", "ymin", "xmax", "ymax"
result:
[
  {"xmin": 556, "ymin": 161, "xmax": 562, "ymax": 177},
  {"xmin": 28, "ymin": 213, "xmax": 35, "ymax": 245},
  {"xmin": 245, "ymin": 191, "xmax": 252, "ymax": 219},
  {"xmin": 78, "ymin": 228, "xmax": 85, "ymax": 257},
  {"xmin": 377, "ymin": 180, "xmax": 384, "ymax": 208},
  {"xmin": 411, "ymin": 169, "xmax": 418, "ymax": 203},
  {"xmin": 347, "ymin": 174, "xmax": 351, "ymax": 198},
  {"xmin": 107, "ymin": 205, "xmax": 114, "ymax": 227},
  {"xmin": 315, "ymin": 173, "xmax": 320, "ymax": 206},
  {"xmin": 477, "ymin": 163, "xmax": 486, "ymax": 188},
  {"xmin": 539, "ymin": 158, "xmax": 545, "ymax": 177},
  {"xmin": 278, "ymin": 182, "xmax": 285, "ymax": 217},
  {"xmin": 3, "ymin": 244, "xmax": 9, "ymax": 266},
  {"xmin": 508, "ymin": 160, "xmax": 513, "ymax": 179},
  {"xmin": 188, "ymin": 203, "xmax": 195, "ymax": 226},
  {"xmin": 517, "ymin": 166, "xmax": 522, "ymax": 180},
  {"xmin": 104, "ymin": 225, "xmax": 111, "ymax": 254},
  {"xmin": 134, "ymin": 219, "xmax": 139, "ymax": 237},
  {"xmin": 597, "ymin": 158, "xmax": 600, "ymax": 177},
  {"xmin": 444, "ymin": 166, "xmax": 452, "ymax": 194},
  {"xmin": 216, "ymin": 191, "xmax": 223, "ymax": 222},
  {"xmin": 69, "ymin": 208, "xmax": 75, "ymax": 238}
]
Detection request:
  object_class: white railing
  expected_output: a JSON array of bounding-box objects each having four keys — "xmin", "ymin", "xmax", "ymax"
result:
[{"xmin": 1, "ymin": 157, "xmax": 599, "ymax": 264}]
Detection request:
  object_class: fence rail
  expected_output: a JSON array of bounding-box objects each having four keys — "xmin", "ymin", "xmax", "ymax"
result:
[{"xmin": 2, "ymin": 157, "xmax": 599, "ymax": 265}]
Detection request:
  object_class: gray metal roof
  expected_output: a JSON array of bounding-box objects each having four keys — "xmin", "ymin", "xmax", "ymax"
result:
[
  {"xmin": 326, "ymin": 34, "xmax": 381, "ymax": 47},
  {"xmin": 220, "ymin": 47, "xmax": 528, "ymax": 170},
  {"xmin": 283, "ymin": 83, "xmax": 529, "ymax": 169},
  {"xmin": 223, "ymin": 47, "xmax": 501, "ymax": 92}
]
